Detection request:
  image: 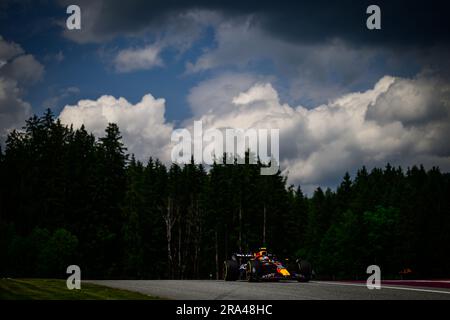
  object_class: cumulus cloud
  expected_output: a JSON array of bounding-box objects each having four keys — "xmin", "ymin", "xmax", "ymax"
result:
[
  {"xmin": 58, "ymin": 72, "xmax": 450, "ymax": 193},
  {"xmin": 187, "ymin": 72, "xmax": 275, "ymax": 116},
  {"xmin": 114, "ymin": 44, "xmax": 163, "ymax": 73},
  {"xmin": 59, "ymin": 93, "xmax": 174, "ymax": 162},
  {"xmin": 0, "ymin": 36, "xmax": 43, "ymax": 140},
  {"xmin": 185, "ymin": 73, "xmax": 450, "ymax": 193},
  {"xmin": 366, "ymin": 75, "xmax": 450, "ymax": 126}
]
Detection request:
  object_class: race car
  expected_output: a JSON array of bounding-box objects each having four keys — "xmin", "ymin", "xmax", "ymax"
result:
[{"xmin": 223, "ymin": 247, "xmax": 312, "ymax": 282}]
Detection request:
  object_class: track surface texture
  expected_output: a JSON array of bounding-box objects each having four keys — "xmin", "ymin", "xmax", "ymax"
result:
[{"xmin": 86, "ymin": 280, "xmax": 450, "ymax": 300}]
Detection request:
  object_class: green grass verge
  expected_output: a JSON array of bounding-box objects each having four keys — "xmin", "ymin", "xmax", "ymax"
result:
[{"xmin": 0, "ymin": 278, "xmax": 159, "ymax": 300}]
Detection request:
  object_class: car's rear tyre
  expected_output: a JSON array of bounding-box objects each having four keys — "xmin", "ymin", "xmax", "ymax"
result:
[
  {"xmin": 224, "ymin": 260, "xmax": 239, "ymax": 281},
  {"xmin": 297, "ymin": 260, "xmax": 312, "ymax": 282},
  {"xmin": 246, "ymin": 260, "xmax": 260, "ymax": 282}
]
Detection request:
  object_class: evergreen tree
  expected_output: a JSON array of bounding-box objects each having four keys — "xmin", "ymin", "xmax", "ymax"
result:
[{"xmin": 1, "ymin": 112, "xmax": 450, "ymax": 280}]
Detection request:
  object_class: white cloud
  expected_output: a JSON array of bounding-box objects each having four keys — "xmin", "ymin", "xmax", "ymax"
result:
[
  {"xmin": 0, "ymin": 36, "xmax": 43, "ymax": 140},
  {"xmin": 114, "ymin": 44, "xmax": 163, "ymax": 73},
  {"xmin": 187, "ymin": 72, "xmax": 275, "ymax": 117},
  {"xmin": 185, "ymin": 73, "xmax": 450, "ymax": 193},
  {"xmin": 0, "ymin": 78, "xmax": 32, "ymax": 138},
  {"xmin": 232, "ymin": 83, "xmax": 279, "ymax": 106},
  {"xmin": 366, "ymin": 74, "xmax": 450, "ymax": 126},
  {"xmin": 58, "ymin": 72, "xmax": 450, "ymax": 193},
  {"xmin": 59, "ymin": 93, "xmax": 174, "ymax": 162}
]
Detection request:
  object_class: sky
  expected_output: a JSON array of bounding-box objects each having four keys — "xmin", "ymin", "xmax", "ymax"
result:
[{"xmin": 1, "ymin": 0, "xmax": 450, "ymax": 193}]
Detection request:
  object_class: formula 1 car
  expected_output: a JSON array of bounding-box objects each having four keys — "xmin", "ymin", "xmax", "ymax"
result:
[{"xmin": 223, "ymin": 247, "xmax": 312, "ymax": 282}]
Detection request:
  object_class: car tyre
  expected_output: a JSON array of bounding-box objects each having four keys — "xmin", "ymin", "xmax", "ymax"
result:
[
  {"xmin": 224, "ymin": 260, "xmax": 239, "ymax": 281},
  {"xmin": 297, "ymin": 260, "xmax": 312, "ymax": 282},
  {"xmin": 246, "ymin": 260, "xmax": 260, "ymax": 282}
]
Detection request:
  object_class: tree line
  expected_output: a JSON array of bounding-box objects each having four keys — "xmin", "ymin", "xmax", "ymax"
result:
[{"xmin": 1, "ymin": 110, "xmax": 449, "ymax": 280}]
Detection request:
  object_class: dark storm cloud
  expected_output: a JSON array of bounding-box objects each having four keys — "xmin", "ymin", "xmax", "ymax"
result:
[{"xmin": 57, "ymin": 0, "xmax": 450, "ymax": 46}]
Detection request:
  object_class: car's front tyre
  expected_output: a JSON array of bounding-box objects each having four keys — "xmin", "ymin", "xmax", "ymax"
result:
[{"xmin": 246, "ymin": 260, "xmax": 260, "ymax": 282}]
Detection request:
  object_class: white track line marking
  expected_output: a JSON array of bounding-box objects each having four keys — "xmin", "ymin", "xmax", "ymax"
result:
[{"xmin": 311, "ymin": 281, "xmax": 450, "ymax": 295}]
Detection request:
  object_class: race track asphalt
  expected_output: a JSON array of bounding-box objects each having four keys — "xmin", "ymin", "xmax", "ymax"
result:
[{"xmin": 86, "ymin": 280, "xmax": 450, "ymax": 300}]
